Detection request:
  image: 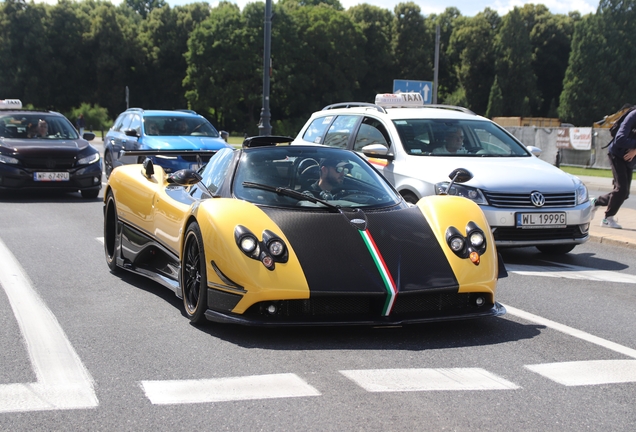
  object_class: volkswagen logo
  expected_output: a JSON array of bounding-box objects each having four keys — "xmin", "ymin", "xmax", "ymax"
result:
[{"xmin": 530, "ymin": 191, "xmax": 545, "ymax": 207}]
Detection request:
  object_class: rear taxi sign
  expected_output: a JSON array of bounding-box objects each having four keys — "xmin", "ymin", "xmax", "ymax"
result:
[
  {"xmin": 375, "ymin": 93, "xmax": 423, "ymax": 108},
  {"xmin": 0, "ymin": 99, "xmax": 22, "ymax": 109}
]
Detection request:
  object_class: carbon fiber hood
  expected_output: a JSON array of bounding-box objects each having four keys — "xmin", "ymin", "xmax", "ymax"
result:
[{"xmin": 262, "ymin": 205, "xmax": 458, "ymax": 295}]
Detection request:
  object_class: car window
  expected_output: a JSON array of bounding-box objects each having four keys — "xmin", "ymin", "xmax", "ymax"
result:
[
  {"xmin": 0, "ymin": 113, "xmax": 78, "ymax": 140},
  {"xmin": 129, "ymin": 114, "xmax": 142, "ymax": 134},
  {"xmin": 392, "ymin": 119, "xmax": 530, "ymax": 157},
  {"xmin": 353, "ymin": 118, "xmax": 389, "ymax": 151},
  {"xmin": 198, "ymin": 147, "xmax": 235, "ymax": 195},
  {"xmin": 111, "ymin": 114, "xmax": 127, "ymax": 132},
  {"xmin": 323, "ymin": 115, "xmax": 360, "ymax": 149},
  {"xmin": 118, "ymin": 114, "xmax": 133, "ymax": 132},
  {"xmin": 233, "ymin": 146, "xmax": 400, "ymax": 209},
  {"xmin": 144, "ymin": 115, "xmax": 220, "ymax": 137},
  {"xmin": 302, "ymin": 116, "xmax": 334, "ymax": 144}
]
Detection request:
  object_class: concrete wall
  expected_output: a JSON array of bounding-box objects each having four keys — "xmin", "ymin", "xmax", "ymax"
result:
[{"xmin": 505, "ymin": 127, "xmax": 612, "ymax": 169}]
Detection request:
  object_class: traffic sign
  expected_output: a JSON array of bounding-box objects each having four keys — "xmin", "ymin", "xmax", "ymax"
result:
[{"xmin": 393, "ymin": 80, "xmax": 432, "ymax": 104}]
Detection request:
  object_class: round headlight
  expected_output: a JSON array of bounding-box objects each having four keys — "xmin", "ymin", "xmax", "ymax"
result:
[
  {"xmin": 469, "ymin": 232, "xmax": 484, "ymax": 247},
  {"xmin": 268, "ymin": 240, "xmax": 285, "ymax": 257},
  {"xmin": 450, "ymin": 237, "xmax": 465, "ymax": 252},
  {"xmin": 240, "ymin": 236, "xmax": 257, "ymax": 253}
]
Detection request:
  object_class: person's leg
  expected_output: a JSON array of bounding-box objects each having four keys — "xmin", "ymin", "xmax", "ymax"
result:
[{"xmin": 604, "ymin": 154, "xmax": 630, "ymax": 218}]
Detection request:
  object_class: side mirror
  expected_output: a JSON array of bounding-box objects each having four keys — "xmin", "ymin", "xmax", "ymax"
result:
[
  {"xmin": 220, "ymin": 130, "xmax": 229, "ymax": 142},
  {"xmin": 142, "ymin": 158, "xmax": 154, "ymax": 179},
  {"xmin": 167, "ymin": 169, "xmax": 203, "ymax": 186},
  {"xmin": 439, "ymin": 168, "xmax": 473, "ymax": 195},
  {"xmin": 526, "ymin": 145, "xmax": 542, "ymax": 157},
  {"xmin": 124, "ymin": 129, "xmax": 139, "ymax": 138},
  {"xmin": 360, "ymin": 143, "xmax": 394, "ymax": 160},
  {"xmin": 83, "ymin": 132, "xmax": 96, "ymax": 141}
]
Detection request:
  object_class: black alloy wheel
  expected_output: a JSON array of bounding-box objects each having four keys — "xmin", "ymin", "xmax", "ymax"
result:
[
  {"xmin": 182, "ymin": 222, "xmax": 208, "ymax": 324},
  {"xmin": 104, "ymin": 151, "xmax": 114, "ymax": 178},
  {"xmin": 104, "ymin": 191, "xmax": 119, "ymax": 272}
]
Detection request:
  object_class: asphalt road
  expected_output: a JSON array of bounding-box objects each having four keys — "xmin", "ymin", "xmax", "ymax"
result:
[{"xmin": 0, "ymin": 174, "xmax": 635, "ymax": 430}]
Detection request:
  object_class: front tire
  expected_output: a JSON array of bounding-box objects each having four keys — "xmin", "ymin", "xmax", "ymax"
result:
[
  {"xmin": 182, "ymin": 222, "xmax": 208, "ymax": 324},
  {"xmin": 536, "ymin": 244, "xmax": 576, "ymax": 255},
  {"xmin": 104, "ymin": 151, "xmax": 114, "ymax": 179},
  {"xmin": 104, "ymin": 191, "xmax": 120, "ymax": 272}
]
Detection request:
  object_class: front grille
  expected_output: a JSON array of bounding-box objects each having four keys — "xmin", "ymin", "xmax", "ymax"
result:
[
  {"xmin": 493, "ymin": 226, "xmax": 585, "ymax": 242},
  {"xmin": 484, "ymin": 191, "xmax": 576, "ymax": 208},
  {"xmin": 243, "ymin": 292, "xmax": 491, "ymax": 322},
  {"xmin": 22, "ymin": 157, "xmax": 75, "ymax": 169}
]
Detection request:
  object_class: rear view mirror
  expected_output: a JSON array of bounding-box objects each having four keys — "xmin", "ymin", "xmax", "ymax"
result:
[{"xmin": 167, "ymin": 169, "xmax": 203, "ymax": 186}]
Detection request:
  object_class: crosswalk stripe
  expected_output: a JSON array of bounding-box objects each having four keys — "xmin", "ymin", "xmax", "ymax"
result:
[
  {"xmin": 506, "ymin": 263, "xmax": 636, "ymax": 283},
  {"xmin": 141, "ymin": 373, "xmax": 321, "ymax": 405},
  {"xmin": 526, "ymin": 360, "xmax": 636, "ymax": 386},
  {"xmin": 0, "ymin": 238, "xmax": 98, "ymax": 412},
  {"xmin": 340, "ymin": 368, "xmax": 519, "ymax": 392}
]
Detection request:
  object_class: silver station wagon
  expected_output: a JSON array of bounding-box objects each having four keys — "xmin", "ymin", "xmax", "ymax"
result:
[{"xmin": 292, "ymin": 93, "xmax": 595, "ymax": 254}]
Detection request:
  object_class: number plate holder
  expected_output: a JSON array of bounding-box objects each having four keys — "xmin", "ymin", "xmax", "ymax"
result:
[{"xmin": 516, "ymin": 212, "xmax": 566, "ymax": 228}]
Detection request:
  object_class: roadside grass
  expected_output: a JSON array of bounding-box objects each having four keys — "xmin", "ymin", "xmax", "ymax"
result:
[{"xmin": 560, "ymin": 165, "xmax": 636, "ymax": 179}]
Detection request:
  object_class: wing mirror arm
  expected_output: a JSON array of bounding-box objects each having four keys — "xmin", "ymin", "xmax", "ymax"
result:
[{"xmin": 440, "ymin": 168, "xmax": 473, "ymax": 195}]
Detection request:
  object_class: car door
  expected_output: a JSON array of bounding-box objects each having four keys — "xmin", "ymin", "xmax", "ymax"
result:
[{"xmin": 351, "ymin": 116, "xmax": 395, "ymax": 184}]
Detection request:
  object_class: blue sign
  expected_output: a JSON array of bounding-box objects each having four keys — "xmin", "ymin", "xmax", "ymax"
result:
[{"xmin": 393, "ymin": 80, "xmax": 433, "ymax": 104}]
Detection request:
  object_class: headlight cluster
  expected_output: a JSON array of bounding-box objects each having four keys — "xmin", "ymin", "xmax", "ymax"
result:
[
  {"xmin": 434, "ymin": 182, "xmax": 487, "ymax": 205},
  {"xmin": 234, "ymin": 225, "xmax": 288, "ymax": 270},
  {"xmin": 0, "ymin": 154, "xmax": 19, "ymax": 165},
  {"xmin": 77, "ymin": 152, "xmax": 100, "ymax": 165},
  {"xmin": 576, "ymin": 181, "xmax": 589, "ymax": 205},
  {"xmin": 445, "ymin": 221, "xmax": 487, "ymax": 265}
]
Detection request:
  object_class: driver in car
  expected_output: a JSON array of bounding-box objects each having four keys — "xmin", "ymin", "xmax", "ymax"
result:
[{"xmin": 305, "ymin": 158, "xmax": 353, "ymax": 200}]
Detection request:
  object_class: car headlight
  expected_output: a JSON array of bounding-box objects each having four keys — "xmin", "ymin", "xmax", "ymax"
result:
[
  {"xmin": 576, "ymin": 181, "xmax": 589, "ymax": 205},
  {"xmin": 0, "ymin": 154, "xmax": 19, "ymax": 165},
  {"xmin": 435, "ymin": 182, "xmax": 487, "ymax": 205},
  {"xmin": 78, "ymin": 152, "xmax": 100, "ymax": 165}
]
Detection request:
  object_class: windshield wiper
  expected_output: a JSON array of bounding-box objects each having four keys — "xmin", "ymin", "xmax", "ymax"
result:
[{"xmin": 242, "ymin": 181, "xmax": 341, "ymax": 212}]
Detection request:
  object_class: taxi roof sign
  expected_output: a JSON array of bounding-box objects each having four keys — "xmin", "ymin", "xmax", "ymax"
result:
[
  {"xmin": 375, "ymin": 93, "xmax": 423, "ymax": 108},
  {"xmin": 0, "ymin": 99, "xmax": 22, "ymax": 109}
]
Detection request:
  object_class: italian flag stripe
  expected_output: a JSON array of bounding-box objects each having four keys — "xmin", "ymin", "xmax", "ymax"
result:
[{"xmin": 359, "ymin": 229, "xmax": 397, "ymax": 316}]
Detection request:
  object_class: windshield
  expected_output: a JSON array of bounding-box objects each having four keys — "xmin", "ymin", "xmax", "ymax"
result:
[
  {"xmin": 0, "ymin": 113, "xmax": 79, "ymax": 140},
  {"xmin": 231, "ymin": 146, "xmax": 401, "ymax": 209},
  {"xmin": 144, "ymin": 115, "xmax": 220, "ymax": 137},
  {"xmin": 393, "ymin": 118, "xmax": 530, "ymax": 157}
]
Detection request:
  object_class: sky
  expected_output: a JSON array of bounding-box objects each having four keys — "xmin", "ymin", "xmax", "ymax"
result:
[{"xmin": 38, "ymin": 0, "xmax": 599, "ymax": 17}]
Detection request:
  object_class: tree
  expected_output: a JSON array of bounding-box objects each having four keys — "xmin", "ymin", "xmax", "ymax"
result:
[
  {"xmin": 392, "ymin": 3, "xmax": 432, "ymax": 81},
  {"xmin": 125, "ymin": 0, "xmax": 167, "ymax": 19},
  {"xmin": 560, "ymin": 0, "xmax": 636, "ymax": 125},
  {"xmin": 347, "ymin": 4, "xmax": 396, "ymax": 101},
  {"xmin": 491, "ymin": 7, "xmax": 539, "ymax": 116},
  {"xmin": 447, "ymin": 13, "xmax": 496, "ymax": 114}
]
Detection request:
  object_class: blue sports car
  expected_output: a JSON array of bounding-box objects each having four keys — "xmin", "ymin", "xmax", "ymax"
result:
[{"xmin": 103, "ymin": 108, "xmax": 231, "ymax": 178}]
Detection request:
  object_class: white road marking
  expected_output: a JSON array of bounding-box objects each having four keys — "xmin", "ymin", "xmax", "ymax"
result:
[
  {"xmin": 506, "ymin": 262, "xmax": 636, "ymax": 284},
  {"xmin": 96, "ymin": 237, "xmax": 104, "ymax": 244},
  {"xmin": 340, "ymin": 368, "xmax": 519, "ymax": 392},
  {"xmin": 526, "ymin": 360, "xmax": 636, "ymax": 386},
  {"xmin": 0, "ymin": 238, "xmax": 98, "ymax": 412},
  {"xmin": 141, "ymin": 373, "xmax": 321, "ymax": 405},
  {"xmin": 504, "ymin": 305, "xmax": 636, "ymax": 359}
]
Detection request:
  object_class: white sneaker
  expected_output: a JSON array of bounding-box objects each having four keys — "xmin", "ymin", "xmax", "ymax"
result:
[{"xmin": 601, "ymin": 216, "xmax": 622, "ymax": 229}]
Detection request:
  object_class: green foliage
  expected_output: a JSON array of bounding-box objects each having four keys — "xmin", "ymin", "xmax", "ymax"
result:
[
  {"xmin": 0, "ymin": 0, "xmax": 627, "ymax": 132},
  {"xmin": 67, "ymin": 103, "xmax": 112, "ymax": 130}
]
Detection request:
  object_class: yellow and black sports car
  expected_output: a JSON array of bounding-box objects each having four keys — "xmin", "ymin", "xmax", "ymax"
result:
[{"xmin": 103, "ymin": 136, "xmax": 506, "ymax": 326}]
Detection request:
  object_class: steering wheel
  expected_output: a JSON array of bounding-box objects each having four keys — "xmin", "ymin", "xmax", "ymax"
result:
[{"xmin": 297, "ymin": 158, "xmax": 319, "ymax": 174}]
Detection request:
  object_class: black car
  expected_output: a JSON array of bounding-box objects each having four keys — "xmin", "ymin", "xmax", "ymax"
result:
[{"xmin": 0, "ymin": 100, "xmax": 102, "ymax": 199}]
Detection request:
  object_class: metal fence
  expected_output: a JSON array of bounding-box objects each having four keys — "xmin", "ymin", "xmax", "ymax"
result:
[{"xmin": 505, "ymin": 127, "xmax": 612, "ymax": 169}]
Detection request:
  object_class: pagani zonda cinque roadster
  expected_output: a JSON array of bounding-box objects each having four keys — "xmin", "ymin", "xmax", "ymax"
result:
[{"xmin": 103, "ymin": 136, "xmax": 507, "ymax": 326}]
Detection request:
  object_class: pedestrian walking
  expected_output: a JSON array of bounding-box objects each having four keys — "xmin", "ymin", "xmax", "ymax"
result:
[
  {"xmin": 76, "ymin": 113, "xmax": 86, "ymax": 137},
  {"xmin": 591, "ymin": 106, "xmax": 636, "ymax": 228}
]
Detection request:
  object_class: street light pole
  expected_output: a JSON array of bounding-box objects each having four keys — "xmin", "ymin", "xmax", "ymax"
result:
[{"xmin": 258, "ymin": 0, "xmax": 272, "ymax": 136}]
